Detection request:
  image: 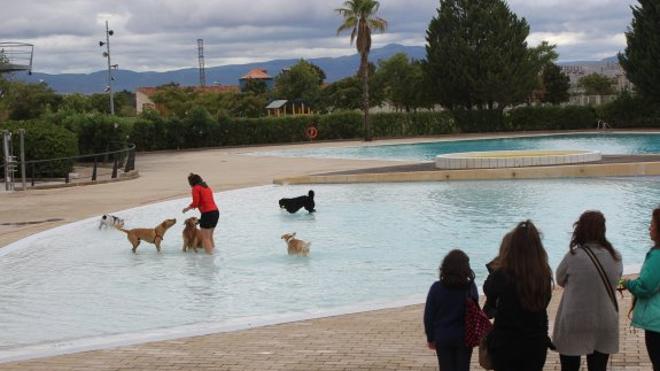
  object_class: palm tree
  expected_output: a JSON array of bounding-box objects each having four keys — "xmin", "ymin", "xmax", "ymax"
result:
[{"xmin": 336, "ymin": 0, "xmax": 387, "ymax": 141}]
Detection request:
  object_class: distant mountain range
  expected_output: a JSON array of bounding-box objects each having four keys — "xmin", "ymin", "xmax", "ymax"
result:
[
  {"xmin": 14, "ymin": 43, "xmax": 426, "ymax": 94},
  {"xmin": 11, "ymin": 43, "xmax": 618, "ymax": 94}
]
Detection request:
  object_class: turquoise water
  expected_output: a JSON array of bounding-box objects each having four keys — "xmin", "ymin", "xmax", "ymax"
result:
[
  {"xmin": 0, "ymin": 179, "xmax": 657, "ymax": 353},
  {"xmin": 255, "ymin": 133, "xmax": 660, "ymax": 161}
]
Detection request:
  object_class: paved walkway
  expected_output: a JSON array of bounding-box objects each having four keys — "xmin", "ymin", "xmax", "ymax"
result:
[
  {"xmin": 0, "ymin": 288, "xmax": 651, "ymax": 370},
  {"xmin": 0, "ymin": 134, "xmax": 654, "ymax": 370}
]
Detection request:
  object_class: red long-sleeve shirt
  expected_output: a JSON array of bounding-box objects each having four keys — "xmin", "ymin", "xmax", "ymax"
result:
[{"xmin": 189, "ymin": 185, "xmax": 218, "ymax": 213}]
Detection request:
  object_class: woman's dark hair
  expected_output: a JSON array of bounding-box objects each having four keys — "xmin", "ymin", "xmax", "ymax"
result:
[
  {"xmin": 439, "ymin": 249, "xmax": 475, "ymax": 289},
  {"xmin": 187, "ymin": 173, "xmax": 208, "ymax": 188},
  {"xmin": 500, "ymin": 220, "xmax": 553, "ymax": 312},
  {"xmin": 570, "ymin": 210, "xmax": 620, "ymax": 261},
  {"xmin": 652, "ymin": 207, "xmax": 660, "ymax": 245}
]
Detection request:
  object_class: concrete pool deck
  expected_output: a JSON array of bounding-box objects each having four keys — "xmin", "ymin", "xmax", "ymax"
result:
[{"xmin": 0, "ymin": 131, "xmax": 657, "ymax": 370}]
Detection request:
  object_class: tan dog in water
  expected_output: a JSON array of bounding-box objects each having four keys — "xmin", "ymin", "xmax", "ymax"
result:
[
  {"xmin": 182, "ymin": 217, "xmax": 204, "ymax": 253},
  {"xmin": 115, "ymin": 218, "xmax": 177, "ymax": 253},
  {"xmin": 280, "ymin": 232, "xmax": 311, "ymax": 256}
]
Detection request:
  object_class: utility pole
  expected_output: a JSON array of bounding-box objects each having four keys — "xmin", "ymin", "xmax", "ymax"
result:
[
  {"xmin": 198, "ymin": 39, "xmax": 206, "ymax": 87},
  {"xmin": 99, "ymin": 21, "xmax": 116, "ymax": 115}
]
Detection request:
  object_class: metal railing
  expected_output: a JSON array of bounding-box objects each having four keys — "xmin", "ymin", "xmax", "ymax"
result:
[{"xmin": 1, "ymin": 144, "xmax": 136, "ymax": 190}]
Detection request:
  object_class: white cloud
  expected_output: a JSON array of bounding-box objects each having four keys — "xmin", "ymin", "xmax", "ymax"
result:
[{"xmin": 0, "ymin": 0, "xmax": 638, "ymax": 73}]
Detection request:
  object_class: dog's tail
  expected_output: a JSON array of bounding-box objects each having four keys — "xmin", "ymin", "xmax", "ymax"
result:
[
  {"xmin": 113, "ymin": 225, "xmax": 129, "ymax": 234},
  {"xmin": 308, "ymin": 190, "xmax": 314, "ymax": 199},
  {"xmin": 303, "ymin": 241, "xmax": 311, "ymax": 255}
]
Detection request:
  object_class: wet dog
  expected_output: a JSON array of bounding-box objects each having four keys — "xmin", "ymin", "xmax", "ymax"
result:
[
  {"xmin": 115, "ymin": 218, "xmax": 177, "ymax": 253},
  {"xmin": 280, "ymin": 232, "xmax": 311, "ymax": 256},
  {"xmin": 99, "ymin": 214, "xmax": 124, "ymax": 230},
  {"xmin": 279, "ymin": 190, "xmax": 316, "ymax": 214},
  {"xmin": 182, "ymin": 217, "xmax": 204, "ymax": 253}
]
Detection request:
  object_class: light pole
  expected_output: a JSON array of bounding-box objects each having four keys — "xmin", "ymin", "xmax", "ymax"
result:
[{"xmin": 99, "ymin": 21, "xmax": 115, "ymax": 115}]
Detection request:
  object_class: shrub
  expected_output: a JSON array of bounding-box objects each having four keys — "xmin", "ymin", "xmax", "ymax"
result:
[
  {"xmin": 1, "ymin": 121, "xmax": 79, "ymax": 177},
  {"xmin": 372, "ymin": 111, "xmax": 455, "ymax": 137},
  {"xmin": 452, "ymin": 109, "xmax": 509, "ymax": 133},
  {"xmin": 598, "ymin": 92, "xmax": 660, "ymax": 128},
  {"xmin": 509, "ymin": 106, "xmax": 597, "ymax": 131},
  {"xmin": 59, "ymin": 113, "xmax": 132, "ymax": 154}
]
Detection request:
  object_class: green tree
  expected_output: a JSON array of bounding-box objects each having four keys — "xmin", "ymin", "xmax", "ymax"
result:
[
  {"xmin": 309, "ymin": 62, "xmax": 327, "ymax": 85},
  {"xmin": 619, "ymin": 0, "xmax": 660, "ymax": 101},
  {"xmin": 336, "ymin": 0, "xmax": 387, "ymax": 141},
  {"xmin": 242, "ymin": 79, "xmax": 268, "ymax": 95},
  {"xmin": 322, "ymin": 63, "xmax": 384, "ymax": 112},
  {"xmin": 150, "ymin": 84, "xmax": 199, "ymax": 117},
  {"xmin": 274, "ymin": 60, "xmax": 323, "ymax": 107},
  {"xmin": 0, "ymin": 49, "xmax": 8, "ymax": 67},
  {"xmin": 376, "ymin": 53, "xmax": 428, "ymax": 112},
  {"xmin": 425, "ymin": 0, "xmax": 550, "ymax": 112},
  {"xmin": 541, "ymin": 63, "xmax": 570, "ymax": 105},
  {"xmin": 61, "ymin": 93, "xmax": 93, "ymax": 112},
  {"xmin": 578, "ymin": 73, "xmax": 615, "ymax": 95},
  {"xmin": 4, "ymin": 81, "xmax": 63, "ymax": 120},
  {"xmin": 323, "ymin": 77, "xmax": 363, "ymax": 111}
]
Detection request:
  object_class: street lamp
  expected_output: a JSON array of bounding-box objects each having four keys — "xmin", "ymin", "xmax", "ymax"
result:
[{"xmin": 99, "ymin": 21, "xmax": 115, "ymax": 115}]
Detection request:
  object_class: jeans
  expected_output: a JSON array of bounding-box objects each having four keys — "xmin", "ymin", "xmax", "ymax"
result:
[
  {"xmin": 435, "ymin": 345, "xmax": 473, "ymax": 371},
  {"xmin": 647, "ymin": 330, "xmax": 660, "ymax": 371},
  {"xmin": 560, "ymin": 351, "xmax": 609, "ymax": 371}
]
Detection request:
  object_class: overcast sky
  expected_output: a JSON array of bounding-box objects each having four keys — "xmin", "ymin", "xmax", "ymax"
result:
[{"xmin": 0, "ymin": 0, "xmax": 637, "ymax": 74}]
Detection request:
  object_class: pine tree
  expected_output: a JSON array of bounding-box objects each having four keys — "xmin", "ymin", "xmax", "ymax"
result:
[
  {"xmin": 425, "ymin": 0, "xmax": 549, "ymax": 111},
  {"xmin": 542, "ymin": 63, "xmax": 570, "ymax": 105},
  {"xmin": 619, "ymin": 0, "xmax": 660, "ymax": 101}
]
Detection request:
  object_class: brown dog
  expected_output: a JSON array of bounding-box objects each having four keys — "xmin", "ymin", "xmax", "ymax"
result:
[
  {"xmin": 115, "ymin": 218, "xmax": 177, "ymax": 253},
  {"xmin": 182, "ymin": 217, "xmax": 204, "ymax": 253},
  {"xmin": 280, "ymin": 232, "xmax": 311, "ymax": 256}
]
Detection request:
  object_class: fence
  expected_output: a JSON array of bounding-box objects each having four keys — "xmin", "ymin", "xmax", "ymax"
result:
[{"xmin": 1, "ymin": 144, "xmax": 136, "ymax": 191}]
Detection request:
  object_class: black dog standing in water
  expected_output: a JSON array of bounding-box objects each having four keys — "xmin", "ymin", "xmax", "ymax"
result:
[{"xmin": 279, "ymin": 190, "xmax": 316, "ymax": 214}]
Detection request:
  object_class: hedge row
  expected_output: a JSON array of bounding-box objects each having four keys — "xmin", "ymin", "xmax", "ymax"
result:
[
  {"xmin": 17, "ymin": 106, "xmax": 600, "ymax": 155},
  {"xmin": 130, "ymin": 109, "xmax": 457, "ymax": 151},
  {"xmin": 597, "ymin": 92, "xmax": 660, "ymax": 128},
  {"xmin": 6, "ymin": 101, "xmax": 655, "ymax": 178}
]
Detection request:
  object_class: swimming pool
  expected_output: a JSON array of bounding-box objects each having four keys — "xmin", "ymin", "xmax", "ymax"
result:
[
  {"xmin": 254, "ymin": 133, "xmax": 660, "ymax": 162},
  {"xmin": 0, "ymin": 178, "xmax": 656, "ymax": 359}
]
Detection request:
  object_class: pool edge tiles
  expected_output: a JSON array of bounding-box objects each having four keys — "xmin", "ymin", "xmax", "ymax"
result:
[
  {"xmin": 274, "ymin": 161, "xmax": 660, "ymax": 185},
  {"xmin": 435, "ymin": 150, "xmax": 602, "ymax": 169}
]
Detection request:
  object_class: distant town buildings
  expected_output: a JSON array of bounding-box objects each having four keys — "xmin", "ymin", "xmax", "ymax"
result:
[{"xmin": 560, "ymin": 60, "xmax": 633, "ymax": 106}]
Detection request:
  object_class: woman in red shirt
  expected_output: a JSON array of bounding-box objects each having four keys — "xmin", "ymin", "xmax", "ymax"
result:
[{"xmin": 182, "ymin": 173, "xmax": 219, "ymax": 254}]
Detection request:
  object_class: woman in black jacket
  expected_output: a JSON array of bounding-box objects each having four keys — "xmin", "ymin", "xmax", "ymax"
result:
[
  {"xmin": 484, "ymin": 220, "xmax": 554, "ymax": 371},
  {"xmin": 424, "ymin": 249, "xmax": 479, "ymax": 371}
]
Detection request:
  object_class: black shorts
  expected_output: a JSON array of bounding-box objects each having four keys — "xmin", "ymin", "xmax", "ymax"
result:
[{"xmin": 199, "ymin": 210, "xmax": 219, "ymax": 229}]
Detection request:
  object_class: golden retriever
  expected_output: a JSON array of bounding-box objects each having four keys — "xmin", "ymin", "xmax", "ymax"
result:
[
  {"xmin": 182, "ymin": 217, "xmax": 204, "ymax": 253},
  {"xmin": 115, "ymin": 218, "xmax": 177, "ymax": 253},
  {"xmin": 280, "ymin": 232, "xmax": 311, "ymax": 256}
]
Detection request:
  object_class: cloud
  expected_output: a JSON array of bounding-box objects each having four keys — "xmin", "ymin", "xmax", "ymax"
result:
[{"xmin": 0, "ymin": 0, "xmax": 638, "ymax": 73}]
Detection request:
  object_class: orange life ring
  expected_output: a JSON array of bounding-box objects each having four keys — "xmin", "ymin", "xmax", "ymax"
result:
[{"xmin": 305, "ymin": 125, "xmax": 318, "ymax": 140}]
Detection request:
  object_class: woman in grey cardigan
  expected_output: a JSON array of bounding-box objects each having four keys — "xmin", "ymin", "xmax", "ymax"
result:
[{"xmin": 552, "ymin": 210, "xmax": 623, "ymax": 371}]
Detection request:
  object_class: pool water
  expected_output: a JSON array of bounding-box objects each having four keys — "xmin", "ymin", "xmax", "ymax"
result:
[
  {"xmin": 254, "ymin": 133, "xmax": 660, "ymax": 161},
  {"xmin": 0, "ymin": 178, "xmax": 657, "ymax": 353}
]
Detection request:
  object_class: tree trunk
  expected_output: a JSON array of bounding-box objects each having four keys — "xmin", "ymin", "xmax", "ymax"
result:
[{"xmin": 361, "ymin": 52, "xmax": 371, "ymax": 141}]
